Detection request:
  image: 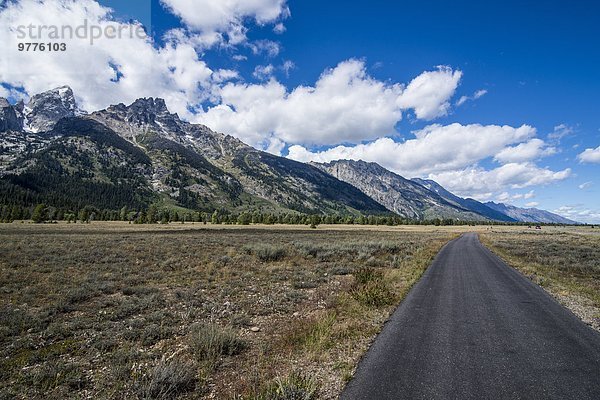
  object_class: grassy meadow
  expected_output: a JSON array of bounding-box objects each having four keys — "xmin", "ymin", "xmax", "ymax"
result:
[
  {"xmin": 2, "ymin": 222, "xmax": 597, "ymax": 399},
  {"xmin": 0, "ymin": 222, "xmax": 456, "ymax": 399}
]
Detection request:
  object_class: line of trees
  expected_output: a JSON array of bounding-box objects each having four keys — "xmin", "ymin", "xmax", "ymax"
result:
[
  {"xmin": 2, "ymin": 204, "xmax": 124, "ymax": 224},
  {"xmin": 0, "ymin": 203, "xmax": 581, "ymax": 227}
]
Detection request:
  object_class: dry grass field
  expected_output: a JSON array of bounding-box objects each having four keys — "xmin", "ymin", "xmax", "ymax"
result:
[
  {"xmin": 0, "ymin": 222, "xmax": 456, "ymax": 399},
  {"xmin": 480, "ymin": 226, "xmax": 600, "ymax": 331}
]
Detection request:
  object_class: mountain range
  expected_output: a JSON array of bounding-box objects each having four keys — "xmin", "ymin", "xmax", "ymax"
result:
[
  {"xmin": 412, "ymin": 178, "xmax": 517, "ymax": 222},
  {"xmin": 0, "ymin": 86, "xmax": 578, "ymax": 224},
  {"xmin": 483, "ymin": 202, "xmax": 577, "ymax": 225},
  {"xmin": 312, "ymin": 160, "xmax": 483, "ymax": 221}
]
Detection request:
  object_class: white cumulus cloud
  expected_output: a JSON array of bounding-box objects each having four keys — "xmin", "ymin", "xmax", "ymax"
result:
[
  {"xmin": 578, "ymin": 146, "xmax": 600, "ymax": 163},
  {"xmin": 396, "ymin": 66, "xmax": 462, "ymax": 120},
  {"xmin": 288, "ymin": 124, "xmax": 570, "ymax": 198},
  {"xmin": 496, "ymin": 192, "xmax": 511, "ymax": 202},
  {"xmin": 160, "ymin": 0, "xmax": 289, "ymax": 46},
  {"xmin": 197, "ymin": 61, "xmax": 464, "ymax": 147},
  {"xmin": 428, "ymin": 164, "xmax": 571, "ymax": 199},
  {"xmin": 555, "ymin": 205, "xmax": 600, "ymax": 224},
  {"xmin": 494, "ymin": 138, "xmax": 556, "ymax": 163},
  {"xmin": 0, "ymin": 0, "xmax": 233, "ymax": 118},
  {"xmin": 198, "ymin": 59, "xmax": 401, "ymax": 146},
  {"xmin": 288, "ymin": 123, "xmax": 536, "ymax": 176}
]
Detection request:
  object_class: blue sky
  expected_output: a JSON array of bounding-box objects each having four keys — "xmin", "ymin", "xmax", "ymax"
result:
[{"xmin": 1, "ymin": 0, "xmax": 598, "ymax": 221}]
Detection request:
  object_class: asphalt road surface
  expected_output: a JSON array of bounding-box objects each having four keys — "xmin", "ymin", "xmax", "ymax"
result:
[{"xmin": 341, "ymin": 233, "xmax": 600, "ymax": 400}]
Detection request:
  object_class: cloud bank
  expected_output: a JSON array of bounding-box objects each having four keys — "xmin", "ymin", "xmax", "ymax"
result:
[
  {"xmin": 0, "ymin": 0, "xmax": 577, "ymax": 203},
  {"xmin": 196, "ymin": 62, "xmax": 463, "ymax": 147},
  {"xmin": 288, "ymin": 123, "xmax": 569, "ymax": 198}
]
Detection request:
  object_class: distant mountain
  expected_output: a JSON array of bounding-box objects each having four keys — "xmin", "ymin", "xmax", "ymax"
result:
[
  {"xmin": 312, "ymin": 160, "xmax": 486, "ymax": 220},
  {"xmin": 484, "ymin": 202, "xmax": 578, "ymax": 224},
  {"xmin": 0, "ymin": 86, "xmax": 580, "ymax": 223},
  {"xmin": 412, "ymin": 178, "xmax": 517, "ymax": 222},
  {"xmin": 0, "ymin": 88, "xmax": 388, "ymax": 215}
]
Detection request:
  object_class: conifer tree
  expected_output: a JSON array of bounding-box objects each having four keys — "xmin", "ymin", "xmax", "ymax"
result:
[
  {"xmin": 147, "ymin": 205, "xmax": 158, "ymax": 224},
  {"xmin": 120, "ymin": 206, "xmax": 128, "ymax": 221},
  {"xmin": 32, "ymin": 204, "xmax": 47, "ymax": 223}
]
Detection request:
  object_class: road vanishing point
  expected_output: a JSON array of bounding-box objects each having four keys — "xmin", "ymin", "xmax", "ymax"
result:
[{"xmin": 341, "ymin": 233, "xmax": 600, "ymax": 400}]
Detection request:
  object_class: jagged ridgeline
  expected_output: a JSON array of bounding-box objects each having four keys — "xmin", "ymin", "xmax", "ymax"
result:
[
  {"xmin": 0, "ymin": 87, "xmax": 578, "ymax": 224},
  {"xmin": 0, "ymin": 87, "xmax": 388, "ymax": 217},
  {"xmin": 312, "ymin": 160, "xmax": 490, "ymax": 221}
]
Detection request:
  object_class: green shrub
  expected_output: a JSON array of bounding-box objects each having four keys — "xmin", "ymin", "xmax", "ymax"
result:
[
  {"xmin": 65, "ymin": 285, "xmax": 97, "ymax": 305},
  {"xmin": 353, "ymin": 267, "xmax": 383, "ymax": 285},
  {"xmin": 141, "ymin": 323, "xmax": 174, "ymax": 346},
  {"xmin": 230, "ymin": 313, "xmax": 252, "ymax": 327},
  {"xmin": 351, "ymin": 280, "xmax": 395, "ymax": 307},
  {"xmin": 351, "ymin": 267, "xmax": 395, "ymax": 307},
  {"xmin": 27, "ymin": 360, "xmax": 88, "ymax": 392},
  {"xmin": 284, "ymin": 312, "xmax": 336, "ymax": 352},
  {"xmin": 257, "ymin": 372, "xmax": 318, "ymax": 400},
  {"xmin": 189, "ymin": 323, "xmax": 246, "ymax": 365},
  {"xmin": 330, "ymin": 264, "xmax": 352, "ymax": 275},
  {"xmin": 135, "ymin": 357, "xmax": 197, "ymax": 399},
  {"xmin": 122, "ymin": 286, "xmax": 159, "ymax": 296},
  {"xmin": 245, "ymin": 244, "xmax": 287, "ymax": 262}
]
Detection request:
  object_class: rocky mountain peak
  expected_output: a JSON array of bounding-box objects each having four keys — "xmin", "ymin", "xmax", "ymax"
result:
[
  {"xmin": 125, "ymin": 97, "xmax": 174, "ymax": 124},
  {"xmin": 89, "ymin": 97, "xmax": 186, "ymax": 142},
  {"xmin": 0, "ymin": 97, "xmax": 25, "ymax": 132},
  {"xmin": 130, "ymin": 97, "xmax": 168, "ymax": 113},
  {"xmin": 24, "ymin": 86, "xmax": 84, "ymax": 133}
]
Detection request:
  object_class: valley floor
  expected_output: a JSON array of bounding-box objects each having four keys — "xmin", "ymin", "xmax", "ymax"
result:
[{"xmin": 0, "ymin": 222, "xmax": 597, "ymax": 398}]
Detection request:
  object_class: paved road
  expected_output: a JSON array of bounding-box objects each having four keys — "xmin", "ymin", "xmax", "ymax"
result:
[{"xmin": 341, "ymin": 233, "xmax": 600, "ymax": 400}]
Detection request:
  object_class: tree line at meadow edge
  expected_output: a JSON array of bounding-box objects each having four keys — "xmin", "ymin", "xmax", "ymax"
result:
[{"xmin": 0, "ymin": 203, "xmax": 582, "ymax": 227}]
